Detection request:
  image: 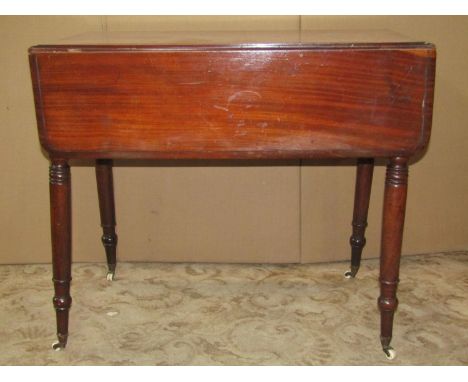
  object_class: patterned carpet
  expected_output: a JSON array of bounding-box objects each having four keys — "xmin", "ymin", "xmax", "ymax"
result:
[{"xmin": 0, "ymin": 252, "xmax": 467, "ymax": 365}]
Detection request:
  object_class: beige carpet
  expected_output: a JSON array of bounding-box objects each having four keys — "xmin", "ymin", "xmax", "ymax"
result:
[{"xmin": 0, "ymin": 252, "xmax": 467, "ymax": 365}]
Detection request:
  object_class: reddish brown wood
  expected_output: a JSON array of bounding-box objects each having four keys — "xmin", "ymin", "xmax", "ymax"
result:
[
  {"xmin": 378, "ymin": 156, "xmax": 409, "ymax": 357},
  {"xmin": 29, "ymin": 44, "xmax": 435, "ymax": 160},
  {"xmin": 95, "ymin": 159, "xmax": 117, "ymax": 280},
  {"xmin": 28, "ymin": 32, "xmax": 436, "ymax": 357},
  {"xmin": 346, "ymin": 158, "xmax": 374, "ymax": 278},
  {"xmin": 49, "ymin": 160, "xmax": 72, "ymax": 350}
]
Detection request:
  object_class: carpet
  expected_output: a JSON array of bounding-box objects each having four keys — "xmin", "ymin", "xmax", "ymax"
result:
[{"xmin": 0, "ymin": 252, "xmax": 467, "ymax": 365}]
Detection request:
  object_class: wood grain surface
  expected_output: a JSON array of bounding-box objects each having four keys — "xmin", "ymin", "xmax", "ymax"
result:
[{"xmin": 30, "ymin": 44, "xmax": 435, "ymax": 159}]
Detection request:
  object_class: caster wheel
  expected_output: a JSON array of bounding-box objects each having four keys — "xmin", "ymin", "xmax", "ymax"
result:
[
  {"xmin": 52, "ymin": 341, "xmax": 65, "ymax": 351},
  {"xmin": 344, "ymin": 270, "xmax": 355, "ymax": 279},
  {"xmin": 344, "ymin": 266, "xmax": 359, "ymax": 279},
  {"xmin": 383, "ymin": 347, "xmax": 396, "ymax": 360},
  {"xmin": 106, "ymin": 271, "xmax": 115, "ymax": 281}
]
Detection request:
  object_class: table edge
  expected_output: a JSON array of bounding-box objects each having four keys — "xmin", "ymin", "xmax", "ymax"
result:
[{"xmin": 28, "ymin": 42, "xmax": 435, "ymax": 54}]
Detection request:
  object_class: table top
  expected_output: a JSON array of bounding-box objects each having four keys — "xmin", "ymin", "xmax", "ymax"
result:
[{"xmin": 29, "ymin": 30, "xmax": 433, "ymax": 52}]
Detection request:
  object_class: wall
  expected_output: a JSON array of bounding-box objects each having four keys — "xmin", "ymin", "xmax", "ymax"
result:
[{"xmin": 0, "ymin": 16, "xmax": 467, "ymax": 265}]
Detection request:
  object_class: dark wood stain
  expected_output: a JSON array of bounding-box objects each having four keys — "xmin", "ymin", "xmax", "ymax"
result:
[
  {"xmin": 28, "ymin": 33, "xmax": 436, "ymax": 357},
  {"xmin": 30, "ymin": 45, "xmax": 435, "ymax": 160}
]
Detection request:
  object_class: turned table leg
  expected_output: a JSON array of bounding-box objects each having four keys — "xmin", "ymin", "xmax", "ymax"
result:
[
  {"xmin": 345, "ymin": 158, "xmax": 374, "ymax": 278},
  {"xmin": 49, "ymin": 160, "xmax": 72, "ymax": 350},
  {"xmin": 378, "ymin": 156, "xmax": 408, "ymax": 360},
  {"xmin": 95, "ymin": 159, "xmax": 118, "ymax": 281}
]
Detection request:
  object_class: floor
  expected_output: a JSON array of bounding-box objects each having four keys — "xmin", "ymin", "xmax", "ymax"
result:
[{"xmin": 0, "ymin": 251, "xmax": 467, "ymax": 365}]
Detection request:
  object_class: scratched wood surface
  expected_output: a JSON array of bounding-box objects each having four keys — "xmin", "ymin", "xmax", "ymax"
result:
[{"xmin": 30, "ymin": 40, "xmax": 435, "ymax": 159}]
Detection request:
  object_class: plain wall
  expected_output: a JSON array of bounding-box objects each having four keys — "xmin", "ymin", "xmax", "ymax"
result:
[{"xmin": 0, "ymin": 16, "xmax": 467, "ymax": 265}]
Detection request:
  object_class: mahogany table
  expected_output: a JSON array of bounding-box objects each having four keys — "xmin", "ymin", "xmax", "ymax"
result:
[{"xmin": 29, "ymin": 31, "xmax": 436, "ymax": 360}]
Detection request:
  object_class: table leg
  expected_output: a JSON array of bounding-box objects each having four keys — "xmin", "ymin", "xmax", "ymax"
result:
[
  {"xmin": 49, "ymin": 160, "xmax": 72, "ymax": 350},
  {"xmin": 378, "ymin": 156, "xmax": 408, "ymax": 360},
  {"xmin": 345, "ymin": 158, "xmax": 374, "ymax": 278},
  {"xmin": 95, "ymin": 159, "xmax": 117, "ymax": 281}
]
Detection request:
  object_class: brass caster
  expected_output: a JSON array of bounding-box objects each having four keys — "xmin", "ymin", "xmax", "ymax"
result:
[
  {"xmin": 383, "ymin": 346, "xmax": 397, "ymax": 360},
  {"xmin": 106, "ymin": 271, "xmax": 115, "ymax": 281},
  {"xmin": 52, "ymin": 341, "xmax": 65, "ymax": 351},
  {"xmin": 344, "ymin": 270, "xmax": 355, "ymax": 279},
  {"xmin": 344, "ymin": 265, "xmax": 359, "ymax": 279}
]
